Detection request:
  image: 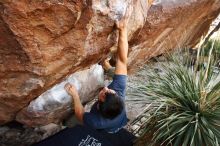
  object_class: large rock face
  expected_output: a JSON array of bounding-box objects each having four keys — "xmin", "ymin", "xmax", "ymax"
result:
[
  {"xmin": 16, "ymin": 64, "xmax": 104, "ymax": 126},
  {"xmin": 0, "ymin": 0, "xmax": 220, "ymax": 125}
]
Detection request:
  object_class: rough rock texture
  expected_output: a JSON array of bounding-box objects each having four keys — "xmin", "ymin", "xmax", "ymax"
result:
[
  {"xmin": 16, "ymin": 65, "xmax": 104, "ymax": 126},
  {"xmin": 0, "ymin": 122, "xmax": 65, "ymax": 146},
  {"xmin": 0, "ymin": 57, "xmax": 164, "ymax": 146},
  {"xmin": 210, "ymin": 14, "xmax": 220, "ymax": 40},
  {"xmin": 0, "ymin": 0, "xmax": 220, "ymax": 125}
]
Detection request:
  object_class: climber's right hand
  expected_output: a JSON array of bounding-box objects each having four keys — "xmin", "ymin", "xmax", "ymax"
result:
[{"xmin": 65, "ymin": 83, "xmax": 79, "ymax": 98}]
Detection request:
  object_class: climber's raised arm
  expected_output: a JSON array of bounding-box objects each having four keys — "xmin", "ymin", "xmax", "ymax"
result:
[
  {"xmin": 114, "ymin": 5, "xmax": 132, "ymax": 75},
  {"xmin": 65, "ymin": 83, "xmax": 84, "ymax": 123},
  {"xmin": 114, "ymin": 27, "xmax": 128, "ymax": 75}
]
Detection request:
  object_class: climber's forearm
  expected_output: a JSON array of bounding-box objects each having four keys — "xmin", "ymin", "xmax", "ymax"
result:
[
  {"xmin": 115, "ymin": 28, "xmax": 128, "ymax": 75},
  {"xmin": 72, "ymin": 94, "xmax": 84, "ymax": 123},
  {"xmin": 103, "ymin": 59, "xmax": 112, "ymax": 71},
  {"xmin": 117, "ymin": 29, "xmax": 128, "ymax": 63}
]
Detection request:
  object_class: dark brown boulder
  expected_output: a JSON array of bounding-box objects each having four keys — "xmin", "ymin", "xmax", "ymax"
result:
[{"xmin": 0, "ymin": 0, "xmax": 220, "ymax": 125}]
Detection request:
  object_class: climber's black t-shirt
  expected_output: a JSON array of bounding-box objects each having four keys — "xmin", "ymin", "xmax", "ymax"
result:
[
  {"xmin": 33, "ymin": 124, "xmax": 136, "ymax": 146},
  {"xmin": 83, "ymin": 75, "xmax": 128, "ymax": 133}
]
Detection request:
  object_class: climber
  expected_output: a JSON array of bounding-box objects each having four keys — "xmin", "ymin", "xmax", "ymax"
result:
[{"xmin": 65, "ymin": 5, "xmax": 132, "ymax": 133}]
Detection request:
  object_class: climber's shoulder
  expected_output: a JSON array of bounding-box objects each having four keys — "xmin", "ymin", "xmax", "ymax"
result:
[
  {"xmin": 83, "ymin": 107, "xmax": 128, "ymax": 133},
  {"xmin": 108, "ymin": 74, "xmax": 127, "ymax": 99}
]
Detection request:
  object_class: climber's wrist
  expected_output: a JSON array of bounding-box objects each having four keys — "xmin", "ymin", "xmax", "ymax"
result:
[
  {"xmin": 119, "ymin": 28, "xmax": 128, "ymax": 36},
  {"xmin": 71, "ymin": 92, "xmax": 79, "ymax": 99},
  {"xmin": 118, "ymin": 27, "xmax": 127, "ymax": 32}
]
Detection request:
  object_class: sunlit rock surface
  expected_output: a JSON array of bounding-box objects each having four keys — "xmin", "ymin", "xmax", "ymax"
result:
[
  {"xmin": 209, "ymin": 14, "xmax": 220, "ymax": 40},
  {"xmin": 16, "ymin": 64, "xmax": 104, "ymax": 126},
  {"xmin": 0, "ymin": 0, "xmax": 220, "ymax": 124}
]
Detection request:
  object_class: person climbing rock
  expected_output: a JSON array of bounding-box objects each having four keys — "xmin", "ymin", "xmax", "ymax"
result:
[{"xmin": 64, "ymin": 5, "xmax": 132, "ymax": 133}]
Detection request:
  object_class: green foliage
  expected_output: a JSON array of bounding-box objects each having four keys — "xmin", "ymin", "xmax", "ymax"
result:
[
  {"xmin": 203, "ymin": 39, "xmax": 220, "ymax": 58},
  {"xmin": 140, "ymin": 45, "xmax": 220, "ymax": 146}
]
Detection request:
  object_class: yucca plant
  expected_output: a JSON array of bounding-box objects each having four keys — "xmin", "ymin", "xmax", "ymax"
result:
[
  {"xmin": 204, "ymin": 39, "xmax": 220, "ymax": 58},
  {"xmin": 139, "ymin": 41, "xmax": 220, "ymax": 146}
]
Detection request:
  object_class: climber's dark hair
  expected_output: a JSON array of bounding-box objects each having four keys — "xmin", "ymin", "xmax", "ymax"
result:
[{"xmin": 99, "ymin": 92, "xmax": 123, "ymax": 119}]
